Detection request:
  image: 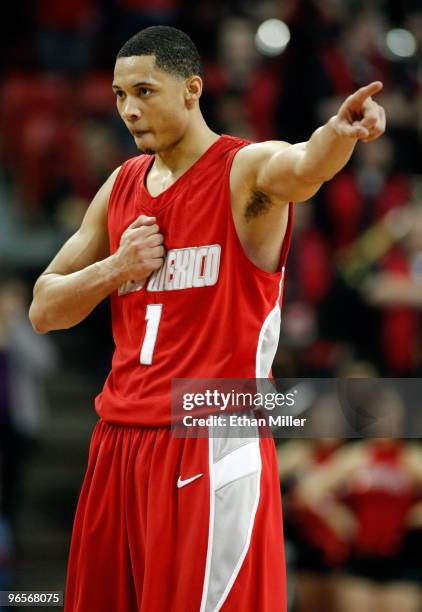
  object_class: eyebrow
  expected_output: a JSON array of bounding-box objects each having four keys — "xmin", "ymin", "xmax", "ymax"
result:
[{"xmin": 112, "ymin": 81, "xmax": 156, "ymax": 90}]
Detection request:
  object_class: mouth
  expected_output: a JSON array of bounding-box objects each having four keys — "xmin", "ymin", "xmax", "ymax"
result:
[{"xmin": 130, "ymin": 129, "xmax": 149, "ymax": 137}]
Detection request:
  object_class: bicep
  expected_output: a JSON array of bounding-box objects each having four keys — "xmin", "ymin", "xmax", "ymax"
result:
[
  {"xmin": 257, "ymin": 142, "xmax": 325, "ymax": 202},
  {"xmin": 235, "ymin": 141, "xmax": 322, "ymax": 203},
  {"xmin": 231, "ymin": 141, "xmax": 291, "ymax": 194},
  {"xmin": 42, "ymin": 167, "xmax": 120, "ymax": 276}
]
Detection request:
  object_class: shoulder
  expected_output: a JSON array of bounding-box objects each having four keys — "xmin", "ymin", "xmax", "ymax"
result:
[
  {"xmin": 77, "ymin": 165, "xmax": 122, "ymax": 232},
  {"xmin": 230, "ymin": 140, "xmax": 291, "ymax": 191},
  {"xmin": 112, "ymin": 154, "xmax": 150, "ymax": 183},
  {"xmin": 120, "ymin": 153, "xmax": 151, "ymax": 170},
  {"xmin": 95, "ymin": 165, "xmax": 122, "ymax": 210},
  {"xmin": 232, "ymin": 140, "xmax": 291, "ymax": 170},
  {"xmin": 106, "ymin": 155, "xmax": 151, "ymax": 202},
  {"xmin": 229, "ymin": 140, "xmax": 292, "ymax": 215},
  {"xmin": 111, "ymin": 154, "xmax": 152, "ymax": 185},
  {"xmin": 106, "ymin": 165, "xmax": 122, "ymax": 187}
]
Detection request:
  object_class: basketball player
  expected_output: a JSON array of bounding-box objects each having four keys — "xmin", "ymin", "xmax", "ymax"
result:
[{"xmin": 29, "ymin": 26, "xmax": 386, "ymax": 612}]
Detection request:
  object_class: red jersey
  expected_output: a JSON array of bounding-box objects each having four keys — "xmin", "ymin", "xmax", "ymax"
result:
[
  {"xmin": 341, "ymin": 441, "xmax": 417, "ymax": 556},
  {"xmin": 292, "ymin": 442, "xmax": 349, "ymax": 566},
  {"xmin": 95, "ymin": 135, "xmax": 293, "ymax": 426}
]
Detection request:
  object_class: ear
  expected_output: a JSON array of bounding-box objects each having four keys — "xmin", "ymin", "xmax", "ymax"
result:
[{"xmin": 185, "ymin": 75, "xmax": 202, "ymax": 107}]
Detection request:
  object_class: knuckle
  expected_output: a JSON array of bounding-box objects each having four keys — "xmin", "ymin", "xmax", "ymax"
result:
[{"xmin": 146, "ymin": 237, "xmax": 157, "ymax": 249}]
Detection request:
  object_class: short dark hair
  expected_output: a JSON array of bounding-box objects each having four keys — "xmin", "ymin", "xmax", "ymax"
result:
[{"xmin": 117, "ymin": 26, "xmax": 202, "ymax": 79}]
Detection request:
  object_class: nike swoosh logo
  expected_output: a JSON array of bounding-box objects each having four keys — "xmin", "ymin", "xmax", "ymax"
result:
[{"xmin": 177, "ymin": 473, "xmax": 203, "ymax": 488}]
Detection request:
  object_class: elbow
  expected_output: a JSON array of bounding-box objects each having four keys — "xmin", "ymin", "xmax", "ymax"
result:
[
  {"xmin": 29, "ymin": 277, "xmax": 51, "ymax": 333},
  {"xmin": 294, "ymin": 183, "xmax": 323, "ymax": 203},
  {"xmin": 29, "ymin": 301, "xmax": 49, "ymax": 334},
  {"xmin": 29, "ymin": 300, "xmax": 77, "ymax": 333},
  {"xmin": 290, "ymin": 169, "xmax": 333, "ymax": 201}
]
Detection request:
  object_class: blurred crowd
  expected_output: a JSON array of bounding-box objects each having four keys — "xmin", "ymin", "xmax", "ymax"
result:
[
  {"xmin": 0, "ymin": 0, "xmax": 421, "ymax": 609},
  {"xmin": 276, "ymin": 372, "xmax": 422, "ymax": 611},
  {"xmin": 279, "ymin": 437, "xmax": 422, "ymax": 611},
  {"xmin": 0, "ymin": 277, "xmax": 58, "ymax": 601}
]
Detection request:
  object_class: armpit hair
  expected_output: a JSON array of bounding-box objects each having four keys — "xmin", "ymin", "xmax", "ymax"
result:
[{"xmin": 244, "ymin": 189, "xmax": 273, "ymax": 222}]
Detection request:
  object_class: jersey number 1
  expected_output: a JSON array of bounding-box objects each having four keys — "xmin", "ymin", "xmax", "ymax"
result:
[{"xmin": 140, "ymin": 304, "xmax": 163, "ymax": 365}]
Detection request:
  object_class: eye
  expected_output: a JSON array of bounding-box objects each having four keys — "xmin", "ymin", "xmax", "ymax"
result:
[
  {"xmin": 139, "ymin": 87, "xmax": 152, "ymax": 97},
  {"xmin": 114, "ymin": 90, "xmax": 124, "ymax": 99}
]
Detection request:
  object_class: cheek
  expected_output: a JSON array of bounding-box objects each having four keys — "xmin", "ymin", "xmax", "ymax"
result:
[
  {"xmin": 116, "ymin": 101, "xmax": 126, "ymax": 119},
  {"xmin": 157, "ymin": 102, "xmax": 187, "ymax": 131}
]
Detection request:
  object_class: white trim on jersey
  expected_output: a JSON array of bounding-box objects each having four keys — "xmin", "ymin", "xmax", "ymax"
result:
[{"xmin": 255, "ymin": 267, "xmax": 285, "ymax": 378}]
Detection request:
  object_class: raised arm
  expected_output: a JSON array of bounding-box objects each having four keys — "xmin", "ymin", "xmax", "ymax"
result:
[
  {"xmin": 229, "ymin": 82, "xmax": 386, "ymax": 273},
  {"xmin": 29, "ymin": 167, "xmax": 164, "ymax": 333},
  {"xmin": 237, "ymin": 81, "xmax": 386, "ymax": 204}
]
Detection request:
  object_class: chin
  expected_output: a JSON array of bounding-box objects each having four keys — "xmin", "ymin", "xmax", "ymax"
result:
[
  {"xmin": 134, "ymin": 133, "xmax": 156, "ymax": 155},
  {"xmin": 136, "ymin": 139, "xmax": 156, "ymax": 155}
]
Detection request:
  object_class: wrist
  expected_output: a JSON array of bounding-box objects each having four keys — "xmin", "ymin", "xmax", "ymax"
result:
[
  {"xmin": 327, "ymin": 115, "xmax": 344, "ymax": 138},
  {"xmin": 96, "ymin": 255, "xmax": 126, "ymax": 290},
  {"xmin": 328, "ymin": 115, "xmax": 358, "ymax": 141},
  {"xmin": 327, "ymin": 115, "xmax": 339, "ymax": 133}
]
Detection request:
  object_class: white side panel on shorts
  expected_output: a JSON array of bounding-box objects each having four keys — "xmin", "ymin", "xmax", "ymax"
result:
[
  {"xmin": 200, "ymin": 435, "xmax": 262, "ymax": 612},
  {"xmin": 200, "ymin": 435, "xmax": 216, "ymax": 612},
  {"xmin": 255, "ymin": 269, "xmax": 284, "ymax": 378},
  {"xmin": 213, "ymin": 440, "xmax": 260, "ymax": 491}
]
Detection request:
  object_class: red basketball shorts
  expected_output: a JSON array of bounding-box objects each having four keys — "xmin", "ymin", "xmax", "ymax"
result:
[{"xmin": 64, "ymin": 419, "xmax": 286, "ymax": 611}]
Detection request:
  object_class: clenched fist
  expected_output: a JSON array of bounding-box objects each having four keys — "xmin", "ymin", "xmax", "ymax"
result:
[{"xmin": 112, "ymin": 215, "xmax": 165, "ymax": 287}]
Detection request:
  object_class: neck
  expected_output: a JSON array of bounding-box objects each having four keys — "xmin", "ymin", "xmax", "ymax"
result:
[{"xmin": 155, "ymin": 115, "xmax": 220, "ymax": 174}]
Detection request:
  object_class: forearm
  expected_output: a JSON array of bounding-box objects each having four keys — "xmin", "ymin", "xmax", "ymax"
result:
[
  {"xmin": 298, "ymin": 81, "xmax": 386, "ymax": 183},
  {"xmin": 29, "ymin": 256, "xmax": 122, "ymax": 333},
  {"xmin": 256, "ymin": 82, "xmax": 384, "ymax": 201},
  {"xmin": 258, "ymin": 118, "xmax": 360, "ymax": 202},
  {"xmin": 297, "ymin": 117, "xmax": 357, "ymax": 183}
]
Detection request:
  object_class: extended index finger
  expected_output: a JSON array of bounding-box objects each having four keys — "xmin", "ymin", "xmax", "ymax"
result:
[{"xmin": 350, "ymin": 81, "xmax": 383, "ymax": 105}]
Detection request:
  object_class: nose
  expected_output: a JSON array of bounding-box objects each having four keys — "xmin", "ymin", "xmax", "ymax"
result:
[{"xmin": 122, "ymin": 97, "xmax": 141, "ymax": 121}]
